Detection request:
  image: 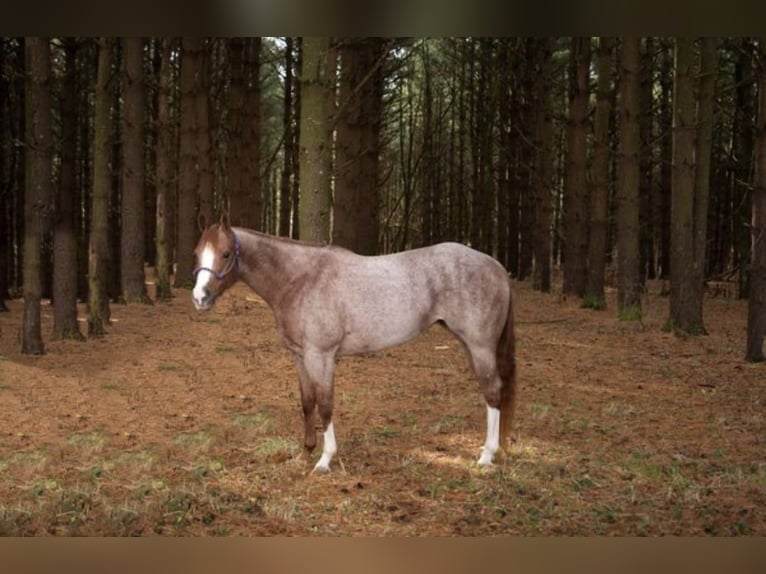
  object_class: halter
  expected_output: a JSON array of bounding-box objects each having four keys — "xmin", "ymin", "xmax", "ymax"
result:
[{"xmin": 193, "ymin": 235, "xmax": 241, "ymax": 280}]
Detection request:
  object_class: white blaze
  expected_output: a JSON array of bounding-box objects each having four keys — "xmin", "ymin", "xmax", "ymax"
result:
[{"xmin": 192, "ymin": 243, "xmax": 215, "ymax": 307}]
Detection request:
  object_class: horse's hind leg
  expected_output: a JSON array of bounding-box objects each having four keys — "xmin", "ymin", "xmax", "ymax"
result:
[
  {"xmin": 465, "ymin": 344, "xmax": 503, "ymax": 466},
  {"xmin": 298, "ymin": 347, "xmax": 337, "ymax": 473}
]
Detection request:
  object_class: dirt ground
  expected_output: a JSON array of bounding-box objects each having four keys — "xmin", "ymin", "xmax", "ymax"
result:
[{"xmin": 0, "ymin": 273, "xmax": 763, "ymax": 536}]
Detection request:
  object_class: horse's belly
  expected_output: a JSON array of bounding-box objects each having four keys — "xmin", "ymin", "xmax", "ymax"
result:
[{"xmin": 339, "ymin": 313, "xmax": 427, "ymax": 355}]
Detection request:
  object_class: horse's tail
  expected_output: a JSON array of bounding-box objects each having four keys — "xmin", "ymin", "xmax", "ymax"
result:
[{"xmin": 496, "ymin": 280, "xmax": 517, "ymax": 451}]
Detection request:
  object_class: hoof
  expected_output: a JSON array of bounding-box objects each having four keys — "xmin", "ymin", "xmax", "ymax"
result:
[
  {"xmin": 477, "ymin": 450, "xmax": 495, "ymax": 466},
  {"xmin": 311, "ymin": 462, "xmax": 331, "ymax": 474}
]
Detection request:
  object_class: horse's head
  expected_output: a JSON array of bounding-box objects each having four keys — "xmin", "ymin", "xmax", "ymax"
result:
[{"xmin": 192, "ymin": 223, "xmax": 241, "ymax": 310}]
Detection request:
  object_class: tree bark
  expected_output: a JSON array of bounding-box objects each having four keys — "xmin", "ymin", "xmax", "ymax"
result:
[
  {"xmin": 120, "ymin": 37, "xmax": 149, "ymax": 304},
  {"xmin": 333, "ymin": 38, "xmax": 386, "ymax": 254},
  {"xmin": 532, "ymin": 37, "xmax": 554, "ymax": 292},
  {"xmin": 53, "ymin": 38, "xmax": 83, "ymax": 340},
  {"xmin": 155, "ymin": 38, "xmax": 175, "ymax": 301},
  {"xmin": 297, "ymin": 37, "xmax": 334, "ymax": 243},
  {"xmin": 563, "ymin": 37, "xmax": 591, "ymax": 297},
  {"xmin": 669, "ymin": 37, "xmax": 714, "ymax": 335},
  {"xmin": 88, "ymin": 38, "xmax": 112, "ymax": 336},
  {"xmin": 746, "ymin": 36, "xmax": 766, "ymax": 361},
  {"xmin": 195, "ymin": 39, "xmax": 214, "ymax": 228},
  {"xmin": 22, "ymin": 37, "xmax": 52, "ymax": 353},
  {"xmin": 174, "ymin": 37, "xmax": 200, "ymax": 288},
  {"xmin": 585, "ymin": 37, "xmax": 615, "ymax": 307},
  {"xmin": 279, "ymin": 37, "xmax": 295, "ymax": 237},
  {"xmin": 617, "ymin": 37, "xmax": 643, "ymax": 317}
]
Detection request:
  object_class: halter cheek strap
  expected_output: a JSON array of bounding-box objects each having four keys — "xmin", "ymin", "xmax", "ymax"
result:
[{"xmin": 193, "ymin": 236, "xmax": 241, "ymax": 280}]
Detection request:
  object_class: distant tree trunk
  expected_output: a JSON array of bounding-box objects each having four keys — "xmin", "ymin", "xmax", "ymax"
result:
[
  {"xmin": 298, "ymin": 37, "xmax": 334, "ymax": 243},
  {"xmin": 616, "ymin": 37, "xmax": 643, "ymax": 317},
  {"xmin": 334, "ymin": 38, "xmax": 385, "ymax": 254},
  {"xmin": 669, "ymin": 37, "xmax": 715, "ymax": 335},
  {"xmin": 226, "ymin": 38, "xmax": 262, "ymax": 229},
  {"xmin": 174, "ymin": 37, "xmax": 200, "ymax": 288},
  {"xmin": 658, "ymin": 41, "xmax": 673, "ymax": 279},
  {"xmin": 279, "ymin": 37, "xmax": 295, "ymax": 237},
  {"xmin": 518, "ymin": 38, "xmax": 535, "ymax": 278},
  {"xmin": 563, "ymin": 37, "xmax": 591, "ymax": 297},
  {"xmin": 692, "ymin": 37, "xmax": 717, "ymax": 287},
  {"xmin": 120, "ymin": 37, "xmax": 149, "ymax": 304},
  {"xmin": 243, "ymin": 37, "xmax": 263, "ymax": 229},
  {"xmin": 746, "ymin": 36, "xmax": 766, "ymax": 361},
  {"xmin": 155, "ymin": 38, "xmax": 175, "ymax": 301},
  {"xmin": 196, "ymin": 39, "xmax": 214, "ymax": 227},
  {"xmin": 733, "ymin": 39, "xmax": 755, "ymax": 299},
  {"xmin": 0, "ymin": 39, "xmax": 9, "ymax": 312},
  {"xmin": 53, "ymin": 38, "xmax": 83, "ymax": 340},
  {"xmin": 639, "ymin": 37, "xmax": 655, "ymax": 282},
  {"xmin": 88, "ymin": 37, "xmax": 113, "ymax": 336},
  {"xmin": 585, "ymin": 37, "xmax": 615, "ymax": 307},
  {"xmin": 291, "ymin": 38, "xmax": 303, "ymax": 240},
  {"xmin": 532, "ymin": 37, "xmax": 554, "ymax": 292},
  {"xmin": 22, "ymin": 37, "xmax": 52, "ymax": 354}
]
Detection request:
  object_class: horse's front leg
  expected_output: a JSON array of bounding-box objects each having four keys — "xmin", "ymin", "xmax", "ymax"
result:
[
  {"xmin": 297, "ymin": 347, "xmax": 337, "ymax": 473},
  {"xmin": 294, "ymin": 356, "xmax": 317, "ymax": 458}
]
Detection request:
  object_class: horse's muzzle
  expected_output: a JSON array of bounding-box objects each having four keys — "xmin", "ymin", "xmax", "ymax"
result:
[{"xmin": 192, "ymin": 287, "xmax": 214, "ymax": 310}]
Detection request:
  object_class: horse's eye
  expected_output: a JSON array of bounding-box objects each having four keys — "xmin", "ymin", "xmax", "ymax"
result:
[{"xmin": 222, "ymin": 251, "xmax": 231, "ymax": 260}]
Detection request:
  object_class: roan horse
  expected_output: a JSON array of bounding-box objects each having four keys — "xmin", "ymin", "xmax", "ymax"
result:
[{"xmin": 192, "ymin": 222, "xmax": 516, "ymax": 472}]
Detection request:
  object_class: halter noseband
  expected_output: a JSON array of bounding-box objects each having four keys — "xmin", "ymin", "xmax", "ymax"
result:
[{"xmin": 193, "ymin": 235, "xmax": 241, "ymax": 280}]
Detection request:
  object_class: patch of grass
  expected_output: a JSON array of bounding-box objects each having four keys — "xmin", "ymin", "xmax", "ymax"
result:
[
  {"xmin": 254, "ymin": 437, "xmax": 298, "ymax": 457},
  {"xmin": 189, "ymin": 460, "xmax": 224, "ymax": 481},
  {"xmin": 157, "ymin": 364, "xmax": 180, "ymax": 372},
  {"xmin": 623, "ymin": 451, "xmax": 663, "ymax": 481},
  {"xmin": 174, "ymin": 431, "xmax": 214, "ymax": 451},
  {"xmin": 372, "ymin": 425, "xmax": 399, "ymax": 441},
  {"xmin": 232, "ymin": 412, "xmax": 273, "ymax": 433},
  {"xmin": 215, "ymin": 345, "xmax": 236, "ymax": 354},
  {"xmin": 529, "ymin": 402, "xmax": 551, "ymax": 420},
  {"xmin": 67, "ymin": 432, "xmax": 105, "ymax": 450},
  {"xmin": 618, "ymin": 304, "xmax": 643, "ymax": 322},
  {"xmin": 581, "ymin": 293, "xmax": 607, "ymax": 311}
]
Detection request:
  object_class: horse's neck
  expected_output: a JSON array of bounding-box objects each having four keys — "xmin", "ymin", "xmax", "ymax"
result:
[{"xmin": 234, "ymin": 229, "xmax": 308, "ymax": 304}]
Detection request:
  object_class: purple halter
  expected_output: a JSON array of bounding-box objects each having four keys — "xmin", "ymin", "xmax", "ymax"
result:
[{"xmin": 193, "ymin": 235, "xmax": 241, "ymax": 280}]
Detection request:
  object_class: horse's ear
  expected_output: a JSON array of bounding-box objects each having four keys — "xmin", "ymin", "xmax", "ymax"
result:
[
  {"xmin": 219, "ymin": 211, "xmax": 231, "ymax": 231},
  {"xmin": 197, "ymin": 212, "xmax": 208, "ymax": 232}
]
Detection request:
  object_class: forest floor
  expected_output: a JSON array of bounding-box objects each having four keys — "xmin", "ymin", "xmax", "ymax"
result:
[{"xmin": 0, "ymin": 273, "xmax": 763, "ymax": 536}]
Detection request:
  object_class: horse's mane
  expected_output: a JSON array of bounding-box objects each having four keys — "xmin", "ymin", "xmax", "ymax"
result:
[{"xmin": 232, "ymin": 226, "xmax": 353, "ymax": 254}]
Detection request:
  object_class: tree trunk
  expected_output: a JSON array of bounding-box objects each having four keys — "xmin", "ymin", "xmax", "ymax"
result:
[
  {"xmin": 659, "ymin": 41, "xmax": 673, "ymax": 279},
  {"xmin": 88, "ymin": 37, "xmax": 113, "ymax": 336},
  {"xmin": 334, "ymin": 38, "xmax": 385, "ymax": 254},
  {"xmin": 297, "ymin": 37, "xmax": 334, "ymax": 243},
  {"xmin": 669, "ymin": 37, "xmax": 714, "ymax": 335},
  {"xmin": 639, "ymin": 37, "xmax": 655, "ymax": 281},
  {"xmin": 532, "ymin": 38, "xmax": 554, "ymax": 292},
  {"xmin": 585, "ymin": 37, "xmax": 615, "ymax": 307},
  {"xmin": 279, "ymin": 37, "xmax": 295, "ymax": 237},
  {"xmin": 734, "ymin": 39, "xmax": 755, "ymax": 299},
  {"xmin": 53, "ymin": 38, "xmax": 83, "ymax": 340},
  {"xmin": 196, "ymin": 39, "xmax": 214, "ymax": 228},
  {"xmin": 616, "ymin": 37, "xmax": 643, "ymax": 317},
  {"xmin": 155, "ymin": 38, "xmax": 175, "ymax": 302},
  {"xmin": 174, "ymin": 37, "xmax": 200, "ymax": 288},
  {"xmin": 0, "ymin": 39, "xmax": 9, "ymax": 312},
  {"xmin": 746, "ymin": 36, "xmax": 766, "ymax": 361},
  {"xmin": 563, "ymin": 37, "xmax": 591, "ymax": 297},
  {"xmin": 22, "ymin": 37, "xmax": 52, "ymax": 354},
  {"xmin": 243, "ymin": 37, "xmax": 263, "ymax": 229},
  {"xmin": 120, "ymin": 37, "xmax": 149, "ymax": 304}
]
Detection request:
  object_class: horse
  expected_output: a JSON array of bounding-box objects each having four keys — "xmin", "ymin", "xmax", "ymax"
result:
[{"xmin": 192, "ymin": 222, "xmax": 516, "ymax": 473}]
